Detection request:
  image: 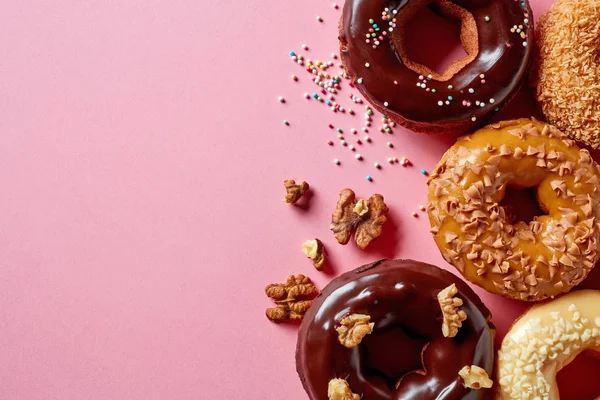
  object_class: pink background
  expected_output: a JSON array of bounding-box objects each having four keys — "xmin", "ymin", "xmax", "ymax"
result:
[{"xmin": 0, "ymin": 0, "xmax": 599, "ymax": 399}]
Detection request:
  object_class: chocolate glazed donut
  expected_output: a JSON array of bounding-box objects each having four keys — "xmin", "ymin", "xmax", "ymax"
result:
[
  {"xmin": 339, "ymin": 0, "xmax": 534, "ymax": 134},
  {"xmin": 296, "ymin": 259, "xmax": 495, "ymax": 400}
]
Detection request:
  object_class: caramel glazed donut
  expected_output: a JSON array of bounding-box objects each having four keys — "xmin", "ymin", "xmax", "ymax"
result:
[
  {"xmin": 296, "ymin": 259, "xmax": 496, "ymax": 400},
  {"xmin": 338, "ymin": 0, "xmax": 534, "ymax": 134},
  {"xmin": 497, "ymin": 290, "xmax": 600, "ymax": 399},
  {"xmin": 427, "ymin": 119, "xmax": 600, "ymax": 301}
]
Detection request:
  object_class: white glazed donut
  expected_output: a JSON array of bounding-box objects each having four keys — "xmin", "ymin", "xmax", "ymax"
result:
[{"xmin": 497, "ymin": 290, "xmax": 600, "ymax": 399}]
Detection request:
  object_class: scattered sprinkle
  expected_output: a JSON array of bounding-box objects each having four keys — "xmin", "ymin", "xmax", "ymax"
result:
[
  {"xmin": 374, "ymin": 162, "xmax": 381, "ymax": 168},
  {"xmin": 278, "ymin": 96, "xmax": 285, "ymax": 103},
  {"xmin": 420, "ymin": 169, "xmax": 428, "ymax": 175},
  {"xmin": 327, "ymin": 140, "xmax": 334, "ymax": 146},
  {"xmin": 412, "ymin": 211, "xmax": 418, "ymax": 217},
  {"xmin": 317, "ymin": 16, "xmax": 323, "ymax": 22},
  {"xmin": 387, "ymin": 142, "xmax": 393, "ymax": 148},
  {"xmin": 283, "ymin": 120, "xmax": 289, "ymax": 125},
  {"xmin": 365, "ymin": 62, "xmax": 370, "ymax": 68},
  {"xmin": 302, "ymin": 44, "xmax": 309, "ymax": 50},
  {"xmin": 419, "ymin": 205, "xmax": 426, "ymax": 211},
  {"xmin": 355, "ymin": 154, "xmax": 363, "ymax": 160},
  {"xmin": 367, "ymin": 175, "xmax": 373, "ymax": 182},
  {"xmin": 334, "ymin": 159, "xmax": 340, "ymax": 165},
  {"xmin": 485, "ymin": 16, "xmax": 491, "ymax": 22}
]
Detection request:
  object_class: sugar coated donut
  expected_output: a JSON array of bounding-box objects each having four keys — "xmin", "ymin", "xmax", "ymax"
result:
[
  {"xmin": 338, "ymin": 0, "xmax": 534, "ymax": 134},
  {"xmin": 533, "ymin": 0, "xmax": 600, "ymax": 149},
  {"xmin": 296, "ymin": 259, "xmax": 496, "ymax": 400},
  {"xmin": 497, "ymin": 290, "xmax": 600, "ymax": 399},
  {"xmin": 427, "ymin": 119, "xmax": 600, "ymax": 301}
]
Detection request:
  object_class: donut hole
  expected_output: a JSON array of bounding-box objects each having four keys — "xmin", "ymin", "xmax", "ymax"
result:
[
  {"xmin": 556, "ymin": 351, "xmax": 600, "ymax": 398},
  {"xmin": 395, "ymin": 0, "xmax": 478, "ymax": 81},
  {"xmin": 362, "ymin": 326, "xmax": 428, "ymax": 390},
  {"xmin": 498, "ymin": 186, "xmax": 548, "ymax": 224}
]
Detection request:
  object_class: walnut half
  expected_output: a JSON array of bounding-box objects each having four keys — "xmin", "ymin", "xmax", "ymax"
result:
[
  {"xmin": 302, "ymin": 239, "xmax": 326, "ymax": 270},
  {"xmin": 330, "ymin": 188, "xmax": 388, "ymax": 249},
  {"xmin": 336, "ymin": 313, "xmax": 374, "ymax": 348},
  {"xmin": 437, "ymin": 283, "xmax": 467, "ymax": 338},
  {"xmin": 458, "ymin": 365, "xmax": 493, "ymax": 389},
  {"xmin": 282, "ymin": 180, "xmax": 309, "ymax": 204},
  {"xmin": 264, "ymin": 275, "xmax": 317, "ymax": 322},
  {"xmin": 328, "ymin": 378, "xmax": 360, "ymax": 400}
]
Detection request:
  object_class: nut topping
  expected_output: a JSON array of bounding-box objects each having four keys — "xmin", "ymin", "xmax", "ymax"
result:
[
  {"xmin": 328, "ymin": 378, "xmax": 360, "ymax": 400},
  {"xmin": 437, "ymin": 284, "xmax": 467, "ymax": 338},
  {"xmin": 458, "ymin": 365, "xmax": 493, "ymax": 389},
  {"xmin": 336, "ymin": 313, "xmax": 374, "ymax": 348}
]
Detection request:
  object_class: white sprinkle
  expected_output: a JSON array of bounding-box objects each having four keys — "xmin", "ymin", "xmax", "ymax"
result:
[
  {"xmin": 278, "ymin": 96, "xmax": 285, "ymax": 102},
  {"xmin": 374, "ymin": 162, "xmax": 380, "ymax": 168},
  {"xmin": 349, "ymin": 145, "xmax": 355, "ymax": 151},
  {"xmin": 334, "ymin": 159, "xmax": 340, "ymax": 165},
  {"xmin": 471, "ymin": 116, "xmax": 477, "ymax": 122},
  {"xmin": 468, "ymin": 88, "xmax": 475, "ymax": 94},
  {"xmin": 364, "ymin": 135, "xmax": 370, "ymax": 141},
  {"xmin": 302, "ymin": 44, "xmax": 308, "ymax": 50},
  {"xmin": 365, "ymin": 62, "xmax": 370, "ymax": 68},
  {"xmin": 523, "ymin": 42, "xmax": 527, "ymax": 47},
  {"xmin": 357, "ymin": 78, "xmax": 363, "ymax": 84},
  {"xmin": 427, "ymin": 74, "xmax": 432, "ymax": 79},
  {"xmin": 355, "ymin": 154, "xmax": 362, "ymax": 160},
  {"xmin": 438, "ymin": 101, "xmax": 444, "ymax": 106},
  {"xmin": 332, "ymin": 3, "xmax": 338, "ymax": 8},
  {"xmin": 489, "ymin": 98, "xmax": 495, "ymax": 103},
  {"xmin": 304, "ymin": 93, "xmax": 310, "ymax": 99},
  {"xmin": 384, "ymin": 101, "xmax": 389, "ymax": 106}
]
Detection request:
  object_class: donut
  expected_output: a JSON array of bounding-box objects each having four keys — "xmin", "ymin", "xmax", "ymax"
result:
[
  {"xmin": 427, "ymin": 118, "xmax": 600, "ymax": 301},
  {"xmin": 296, "ymin": 259, "xmax": 496, "ymax": 399},
  {"xmin": 338, "ymin": 0, "xmax": 534, "ymax": 134},
  {"xmin": 497, "ymin": 290, "xmax": 600, "ymax": 399},
  {"xmin": 533, "ymin": 0, "xmax": 600, "ymax": 149}
]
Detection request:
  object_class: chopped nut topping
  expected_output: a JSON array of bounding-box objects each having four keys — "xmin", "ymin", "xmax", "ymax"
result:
[
  {"xmin": 330, "ymin": 188, "xmax": 388, "ymax": 249},
  {"xmin": 282, "ymin": 179, "xmax": 309, "ymax": 204},
  {"xmin": 458, "ymin": 365, "xmax": 493, "ymax": 389},
  {"xmin": 264, "ymin": 275, "xmax": 317, "ymax": 322},
  {"xmin": 328, "ymin": 378, "xmax": 360, "ymax": 400},
  {"xmin": 302, "ymin": 239, "xmax": 326, "ymax": 270},
  {"xmin": 437, "ymin": 284, "xmax": 467, "ymax": 338},
  {"xmin": 336, "ymin": 313, "xmax": 374, "ymax": 348}
]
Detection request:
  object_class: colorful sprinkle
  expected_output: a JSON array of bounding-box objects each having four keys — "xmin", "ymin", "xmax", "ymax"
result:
[
  {"xmin": 367, "ymin": 175, "xmax": 373, "ymax": 182},
  {"xmin": 278, "ymin": 96, "xmax": 285, "ymax": 102},
  {"xmin": 283, "ymin": 120, "xmax": 289, "ymax": 125},
  {"xmin": 484, "ymin": 16, "xmax": 491, "ymax": 22},
  {"xmin": 412, "ymin": 211, "xmax": 418, "ymax": 217},
  {"xmin": 355, "ymin": 154, "xmax": 363, "ymax": 160},
  {"xmin": 334, "ymin": 159, "xmax": 340, "ymax": 165},
  {"xmin": 317, "ymin": 16, "xmax": 323, "ymax": 22},
  {"xmin": 420, "ymin": 169, "xmax": 427, "ymax": 175},
  {"xmin": 387, "ymin": 142, "xmax": 393, "ymax": 148},
  {"xmin": 419, "ymin": 205, "xmax": 426, "ymax": 211},
  {"xmin": 374, "ymin": 162, "xmax": 381, "ymax": 168}
]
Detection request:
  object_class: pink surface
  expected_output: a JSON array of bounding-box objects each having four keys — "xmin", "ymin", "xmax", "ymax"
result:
[{"xmin": 0, "ymin": 1, "xmax": 599, "ymax": 399}]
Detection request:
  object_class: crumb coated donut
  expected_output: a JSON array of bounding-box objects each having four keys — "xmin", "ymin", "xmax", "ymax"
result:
[
  {"xmin": 296, "ymin": 259, "xmax": 496, "ymax": 400},
  {"xmin": 338, "ymin": 0, "xmax": 534, "ymax": 134},
  {"xmin": 533, "ymin": 0, "xmax": 600, "ymax": 149},
  {"xmin": 497, "ymin": 290, "xmax": 600, "ymax": 399},
  {"xmin": 427, "ymin": 118, "xmax": 600, "ymax": 301}
]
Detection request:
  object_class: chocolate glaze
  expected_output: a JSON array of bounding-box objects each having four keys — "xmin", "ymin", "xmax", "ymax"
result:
[
  {"xmin": 339, "ymin": 0, "xmax": 534, "ymax": 126},
  {"xmin": 296, "ymin": 259, "xmax": 495, "ymax": 400}
]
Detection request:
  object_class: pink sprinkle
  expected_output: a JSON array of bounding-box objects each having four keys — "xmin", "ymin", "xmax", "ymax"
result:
[
  {"xmin": 382, "ymin": 16, "xmax": 387, "ymax": 20},
  {"xmin": 481, "ymin": 79, "xmax": 486, "ymax": 84},
  {"xmin": 372, "ymin": 45, "xmax": 377, "ymax": 49},
  {"xmin": 382, "ymin": 31, "xmax": 387, "ymax": 36},
  {"xmin": 418, "ymin": 75, "xmax": 424, "ymax": 80},
  {"xmin": 426, "ymin": 88, "xmax": 430, "ymax": 92},
  {"xmin": 393, "ymin": 80, "xmax": 398, "ymax": 85},
  {"xmin": 378, "ymin": 36, "xmax": 383, "ymax": 40},
  {"xmin": 506, "ymin": 43, "xmax": 512, "ymax": 47}
]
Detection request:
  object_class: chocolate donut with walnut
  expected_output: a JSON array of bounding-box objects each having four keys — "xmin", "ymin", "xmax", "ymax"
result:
[{"xmin": 427, "ymin": 118, "xmax": 600, "ymax": 301}]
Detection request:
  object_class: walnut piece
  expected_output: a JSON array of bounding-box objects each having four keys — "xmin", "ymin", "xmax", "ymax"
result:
[
  {"xmin": 302, "ymin": 239, "xmax": 327, "ymax": 270},
  {"xmin": 330, "ymin": 188, "xmax": 388, "ymax": 249},
  {"xmin": 336, "ymin": 313, "xmax": 374, "ymax": 348},
  {"xmin": 282, "ymin": 180, "xmax": 309, "ymax": 204},
  {"xmin": 328, "ymin": 378, "xmax": 360, "ymax": 400},
  {"xmin": 437, "ymin": 284, "xmax": 467, "ymax": 338},
  {"xmin": 458, "ymin": 365, "xmax": 493, "ymax": 389},
  {"xmin": 265, "ymin": 275, "xmax": 317, "ymax": 322}
]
